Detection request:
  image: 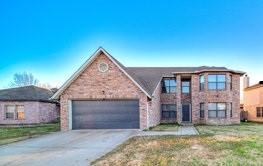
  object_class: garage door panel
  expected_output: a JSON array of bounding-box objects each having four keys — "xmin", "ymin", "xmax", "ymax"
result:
[
  {"xmin": 74, "ymin": 121, "xmax": 140, "ymax": 129},
  {"xmin": 72, "ymin": 100, "xmax": 140, "ymax": 129}
]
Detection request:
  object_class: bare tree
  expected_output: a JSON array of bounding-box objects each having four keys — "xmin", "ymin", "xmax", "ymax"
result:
[{"xmin": 9, "ymin": 72, "xmax": 39, "ymax": 87}]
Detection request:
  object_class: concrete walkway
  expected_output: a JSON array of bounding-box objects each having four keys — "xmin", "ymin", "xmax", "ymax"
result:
[{"xmin": 138, "ymin": 126, "xmax": 199, "ymax": 136}]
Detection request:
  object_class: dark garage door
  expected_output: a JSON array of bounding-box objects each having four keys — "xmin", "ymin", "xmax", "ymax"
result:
[{"xmin": 72, "ymin": 100, "xmax": 140, "ymax": 129}]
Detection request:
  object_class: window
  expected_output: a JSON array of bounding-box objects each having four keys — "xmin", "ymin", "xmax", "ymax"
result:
[
  {"xmin": 208, "ymin": 74, "xmax": 226, "ymax": 90},
  {"xmin": 161, "ymin": 104, "xmax": 177, "ymax": 120},
  {"xmin": 200, "ymin": 103, "xmax": 204, "ymax": 118},
  {"xmin": 5, "ymin": 105, "xmax": 25, "ymax": 120},
  {"xmin": 230, "ymin": 75, "xmax": 232, "ymax": 90},
  {"xmin": 208, "ymin": 103, "xmax": 226, "ymax": 118},
  {"xmin": 256, "ymin": 107, "xmax": 262, "ymax": 117},
  {"xmin": 230, "ymin": 103, "xmax": 233, "ymax": 118},
  {"xmin": 182, "ymin": 81, "xmax": 190, "ymax": 93},
  {"xmin": 17, "ymin": 106, "xmax": 25, "ymax": 120},
  {"xmin": 199, "ymin": 75, "xmax": 205, "ymax": 91},
  {"xmin": 5, "ymin": 105, "xmax": 15, "ymax": 119},
  {"xmin": 162, "ymin": 78, "xmax": 176, "ymax": 93}
]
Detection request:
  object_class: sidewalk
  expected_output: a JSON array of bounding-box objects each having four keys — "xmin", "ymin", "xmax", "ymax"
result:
[{"xmin": 138, "ymin": 126, "xmax": 199, "ymax": 136}]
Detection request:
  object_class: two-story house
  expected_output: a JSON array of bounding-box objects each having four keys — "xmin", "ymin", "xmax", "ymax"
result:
[
  {"xmin": 52, "ymin": 47, "xmax": 244, "ymax": 130},
  {"xmin": 243, "ymin": 76, "xmax": 263, "ymax": 122}
]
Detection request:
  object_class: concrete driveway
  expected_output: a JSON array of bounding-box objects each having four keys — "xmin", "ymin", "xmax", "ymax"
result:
[{"xmin": 0, "ymin": 129, "xmax": 138, "ymax": 166}]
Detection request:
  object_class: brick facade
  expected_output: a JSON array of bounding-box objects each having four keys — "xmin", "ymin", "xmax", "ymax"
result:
[
  {"xmin": 0, "ymin": 101, "xmax": 59, "ymax": 125},
  {"xmin": 191, "ymin": 73, "xmax": 240, "ymax": 125},
  {"xmin": 60, "ymin": 53, "xmax": 149, "ymax": 131},
  {"xmin": 58, "ymin": 50, "xmax": 242, "ymax": 130}
]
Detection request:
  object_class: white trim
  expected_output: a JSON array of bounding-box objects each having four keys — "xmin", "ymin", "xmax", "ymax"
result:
[
  {"xmin": 68, "ymin": 100, "xmax": 72, "ymax": 130},
  {"xmin": 51, "ymin": 47, "xmax": 151, "ymax": 99}
]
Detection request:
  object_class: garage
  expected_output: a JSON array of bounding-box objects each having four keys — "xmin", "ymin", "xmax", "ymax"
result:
[{"xmin": 72, "ymin": 100, "xmax": 140, "ymax": 129}]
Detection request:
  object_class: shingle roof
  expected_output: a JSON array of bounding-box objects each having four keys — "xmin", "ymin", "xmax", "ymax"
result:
[
  {"xmin": 51, "ymin": 47, "xmax": 246, "ymax": 99},
  {"xmin": 126, "ymin": 67, "xmax": 245, "ymax": 95},
  {"xmin": 0, "ymin": 85, "xmax": 56, "ymax": 103}
]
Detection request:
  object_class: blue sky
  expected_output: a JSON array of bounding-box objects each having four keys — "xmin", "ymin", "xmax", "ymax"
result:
[{"xmin": 0, "ymin": 0, "xmax": 262, "ymax": 89}]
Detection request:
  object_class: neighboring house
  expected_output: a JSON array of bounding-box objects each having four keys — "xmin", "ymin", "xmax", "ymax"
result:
[
  {"xmin": 52, "ymin": 47, "xmax": 244, "ymax": 131},
  {"xmin": 243, "ymin": 76, "xmax": 263, "ymax": 122},
  {"xmin": 0, "ymin": 86, "xmax": 59, "ymax": 125}
]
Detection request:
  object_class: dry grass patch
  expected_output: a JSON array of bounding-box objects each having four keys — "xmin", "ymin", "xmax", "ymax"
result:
[
  {"xmin": 92, "ymin": 122, "xmax": 263, "ymax": 166},
  {"xmin": 148, "ymin": 123, "xmax": 179, "ymax": 131}
]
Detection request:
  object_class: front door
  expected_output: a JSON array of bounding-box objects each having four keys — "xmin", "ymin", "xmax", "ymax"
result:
[{"xmin": 182, "ymin": 104, "xmax": 191, "ymax": 122}]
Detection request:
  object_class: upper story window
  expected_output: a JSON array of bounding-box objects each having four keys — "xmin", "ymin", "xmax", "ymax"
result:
[
  {"xmin": 199, "ymin": 75, "xmax": 205, "ymax": 91},
  {"xmin": 5, "ymin": 105, "xmax": 25, "ymax": 120},
  {"xmin": 182, "ymin": 81, "xmax": 190, "ymax": 93},
  {"xmin": 208, "ymin": 74, "xmax": 226, "ymax": 90},
  {"xmin": 208, "ymin": 103, "xmax": 226, "ymax": 118},
  {"xmin": 162, "ymin": 78, "xmax": 176, "ymax": 93}
]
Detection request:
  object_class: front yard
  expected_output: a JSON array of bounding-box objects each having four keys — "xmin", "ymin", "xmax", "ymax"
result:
[
  {"xmin": 93, "ymin": 122, "xmax": 263, "ymax": 166},
  {"xmin": 0, "ymin": 123, "xmax": 60, "ymax": 145}
]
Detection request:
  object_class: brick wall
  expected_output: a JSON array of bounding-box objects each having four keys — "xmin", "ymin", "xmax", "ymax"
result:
[
  {"xmin": 60, "ymin": 53, "xmax": 148, "ymax": 131},
  {"xmin": 159, "ymin": 72, "xmax": 241, "ymax": 125},
  {"xmin": 0, "ymin": 101, "xmax": 58, "ymax": 124},
  {"xmin": 148, "ymin": 80, "xmax": 161, "ymax": 127},
  {"xmin": 39, "ymin": 102, "xmax": 59, "ymax": 123},
  {"xmin": 191, "ymin": 73, "xmax": 241, "ymax": 125}
]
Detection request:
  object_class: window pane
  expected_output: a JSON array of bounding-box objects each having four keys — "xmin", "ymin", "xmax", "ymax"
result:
[
  {"xmin": 217, "ymin": 75, "xmax": 226, "ymax": 82},
  {"xmin": 200, "ymin": 103, "xmax": 204, "ymax": 110},
  {"xmin": 6, "ymin": 105, "xmax": 15, "ymax": 119},
  {"xmin": 164, "ymin": 80, "xmax": 170, "ymax": 86},
  {"xmin": 208, "ymin": 110, "xmax": 217, "ymax": 118},
  {"xmin": 170, "ymin": 86, "xmax": 176, "ymax": 93},
  {"xmin": 208, "ymin": 103, "xmax": 217, "ymax": 110},
  {"xmin": 182, "ymin": 81, "xmax": 190, "ymax": 86},
  {"xmin": 170, "ymin": 111, "xmax": 176, "ymax": 118},
  {"xmin": 256, "ymin": 108, "xmax": 261, "ymax": 117},
  {"xmin": 200, "ymin": 110, "xmax": 204, "ymax": 118},
  {"xmin": 182, "ymin": 87, "xmax": 190, "ymax": 93},
  {"xmin": 218, "ymin": 110, "xmax": 226, "ymax": 118},
  {"xmin": 217, "ymin": 103, "xmax": 226, "ymax": 110},
  {"xmin": 162, "ymin": 86, "xmax": 168, "ymax": 93},
  {"xmin": 162, "ymin": 105, "xmax": 167, "ymax": 111},
  {"xmin": 200, "ymin": 75, "xmax": 205, "ymax": 83},
  {"xmin": 208, "ymin": 83, "xmax": 217, "ymax": 90},
  {"xmin": 168, "ymin": 105, "xmax": 176, "ymax": 111},
  {"xmin": 200, "ymin": 83, "xmax": 205, "ymax": 91},
  {"xmin": 17, "ymin": 106, "xmax": 25, "ymax": 120},
  {"xmin": 169, "ymin": 80, "xmax": 176, "ymax": 86},
  {"xmin": 208, "ymin": 75, "xmax": 217, "ymax": 82},
  {"xmin": 217, "ymin": 83, "xmax": 226, "ymax": 90}
]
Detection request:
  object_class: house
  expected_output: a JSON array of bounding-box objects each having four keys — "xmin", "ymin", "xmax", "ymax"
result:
[
  {"xmin": 0, "ymin": 85, "xmax": 59, "ymax": 125},
  {"xmin": 52, "ymin": 47, "xmax": 245, "ymax": 131},
  {"xmin": 243, "ymin": 75, "xmax": 263, "ymax": 122}
]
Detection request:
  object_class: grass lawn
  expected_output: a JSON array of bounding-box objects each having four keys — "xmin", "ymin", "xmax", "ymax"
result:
[
  {"xmin": 148, "ymin": 123, "xmax": 179, "ymax": 131},
  {"xmin": 0, "ymin": 123, "xmax": 60, "ymax": 145},
  {"xmin": 92, "ymin": 122, "xmax": 263, "ymax": 166}
]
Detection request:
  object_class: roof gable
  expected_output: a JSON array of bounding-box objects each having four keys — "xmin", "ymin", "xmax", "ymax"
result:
[{"xmin": 51, "ymin": 47, "xmax": 152, "ymax": 99}]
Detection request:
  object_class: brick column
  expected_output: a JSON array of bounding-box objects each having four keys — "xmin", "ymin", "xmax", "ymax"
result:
[{"xmin": 176, "ymin": 75, "xmax": 182, "ymax": 124}]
